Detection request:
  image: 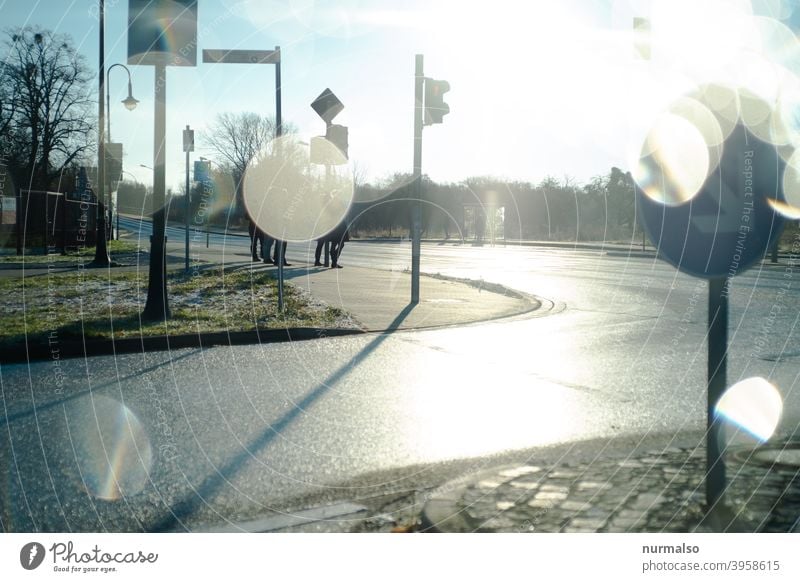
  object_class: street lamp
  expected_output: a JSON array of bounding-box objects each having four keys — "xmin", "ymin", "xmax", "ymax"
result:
[
  {"xmin": 107, "ymin": 63, "xmax": 138, "ymax": 140},
  {"xmin": 106, "ymin": 64, "xmax": 137, "ymax": 240}
]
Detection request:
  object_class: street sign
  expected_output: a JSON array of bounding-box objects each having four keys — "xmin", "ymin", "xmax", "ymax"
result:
[
  {"xmin": 311, "ymin": 88, "xmax": 344, "ymax": 124},
  {"xmin": 128, "ymin": 0, "xmax": 198, "ymax": 67},
  {"xmin": 202, "ymin": 49, "xmax": 280, "ymax": 65},
  {"xmin": 637, "ymin": 124, "xmax": 786, "ymax": 279},
  {"xmin": 183, "ymin": 125, "xmax": 195, "ymax": 152}
]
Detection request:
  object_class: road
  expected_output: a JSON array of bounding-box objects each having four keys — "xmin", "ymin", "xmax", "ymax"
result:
[{"xmin": 2, "ymin": 217, "xmax": 798, "ymax": 531}]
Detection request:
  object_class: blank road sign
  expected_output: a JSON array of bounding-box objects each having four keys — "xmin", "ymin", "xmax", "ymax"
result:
[
  {"xmin": 638, "ymin": 124, "xmax": 786, "ymax": 279},
  {"xmin": 202, "ymin": 49, "xmax": 280, "ymax": 64}
]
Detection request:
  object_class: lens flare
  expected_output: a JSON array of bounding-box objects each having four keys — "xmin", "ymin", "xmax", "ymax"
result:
[
  {"xmin": 243, "ymin": 135, "xmax": 354, "ymax": 242},
  {"xmin": 687, "ymin": 83, "xmax": 740, "ymax": 142},
  {"xmin": 65, "ymin": 395, "xmax": 153, "ymax": 500},
  {"xmin": 715, "ymin": 377, "xmax": 783, "ymax": 443},
  {"xmin": 635, "ymin": 113, "xmax": 710, "ymax": 206},
  {"xmin": 775, "ymin": 149, "xmax": 800, "ymax": 217},
  {"xmin": 753, "ymin": 15, "xmax": 800, "ymax": 71}
]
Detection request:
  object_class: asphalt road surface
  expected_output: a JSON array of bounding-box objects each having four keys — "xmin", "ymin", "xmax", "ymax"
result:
[{"xmin": 2, "ymin": 217, "xmax": 798, "ymax": 531}]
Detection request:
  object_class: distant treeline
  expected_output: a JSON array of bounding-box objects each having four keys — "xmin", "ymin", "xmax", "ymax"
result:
[
  {"xmin": 117, "ymin": 166, "xmax": 640, "ymax": 242},
  {"xmin": 350, "ymin": 167, "xmax": 638, "ymax": 242}
]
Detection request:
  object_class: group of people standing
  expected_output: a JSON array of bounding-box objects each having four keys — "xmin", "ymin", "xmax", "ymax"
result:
[
  {"xmin": 249, "ymin": 220, "xmax": 350, "ymax": 268},
  {"xmin": 248, "ymin": 221, "xmax": 290, "ymax": 266}
]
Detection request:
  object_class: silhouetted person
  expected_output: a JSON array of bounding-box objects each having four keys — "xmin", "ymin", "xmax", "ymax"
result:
[
  {"xmin": 314, "ymin": 239, "xmax": 327, "ymax": 266},
  {"xmin": 272, "ymin": 239, "xmax": 290, "ymax": 266},
  {"xmin": 247, "ymin": 219, "xmax": 263, "ymax": 261},
  {"xmin": 248, "ymin": 219, "xmax": 264, "ymax": 261},
  {"xmin": 327, "ymin": 220, "xmax": 350, "ymax": 269}
]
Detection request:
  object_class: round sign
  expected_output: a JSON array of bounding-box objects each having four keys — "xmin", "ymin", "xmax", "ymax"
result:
[{"xmin": 637, "ymin": 123, "xmax": 786, "ymax": 279}]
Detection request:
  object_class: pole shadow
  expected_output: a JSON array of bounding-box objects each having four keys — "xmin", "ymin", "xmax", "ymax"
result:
[{"xmin": 149, "ymin": 302, "xmax": 416, "ymax": 531}]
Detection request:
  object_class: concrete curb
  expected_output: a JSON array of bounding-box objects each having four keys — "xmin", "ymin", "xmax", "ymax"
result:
[
  {"xmin": 419, "ymin": 467, "xmax": 515, "ymax": 533},
  {"xmin": 0, "ymin": 327, "xmax": 365, "ymax": 365}
]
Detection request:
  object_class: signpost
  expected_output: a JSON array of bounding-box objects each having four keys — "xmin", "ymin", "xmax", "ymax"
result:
[
  {"xmin": 637, "ymin": 123, "xmax": 786, "ymax": 508},
  {"xmin": 202, "ymin": 46, "xmax": 284, "ymax": 309},
  {"xmin": 129, "ymin": 0, "xmax": 198, "ymax": 321},
  {"xmin": 183, "ymin": 125, "xmax": 194, "ymax": 273},
  {"xmin": 311, "ymin": 88, "xmax": 347, "ymax": 267}
]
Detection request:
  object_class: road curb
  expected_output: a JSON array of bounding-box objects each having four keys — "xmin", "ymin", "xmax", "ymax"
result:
[
  {"xmin": 0, "ymin": 327, "xmax": 365, "ymax": 365},
  {"xmin": 419, "ymin": 467, "xmax": 510, "ymax": 533}
]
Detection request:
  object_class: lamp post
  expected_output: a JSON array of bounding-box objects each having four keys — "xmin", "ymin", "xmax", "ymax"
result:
[{"xmin": 106, "ymin": 63, "xmax": 138, "ymax": 240}]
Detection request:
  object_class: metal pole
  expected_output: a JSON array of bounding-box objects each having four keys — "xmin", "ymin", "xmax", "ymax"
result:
[
  {"xmin": 324, "ymin": 159, "xmax": 331, "ymax": 267},
  {"xmin": 142, "ymin": 64, "xmax": 170, "ymax": 320},
  {"xmin": 706, "ymin": 276, "xmax": 728, "ymax": 508},
  {"xmin": 411, "ymin": 54, "xmax": 424, "ymax": 303},
  {"xmin": 275, "ymin": 45, "xmax": 284, "ymax": 312},
  {"xmin": 92, "ymin": 0, "xmax": 111, "ymax": 265},
  {"xmin": 106, "ymin": 71, "xmax": 114, "ymax": 241},
  {"xmin": 185, "ymin": 148, "xmax": 190, "ymax": 272}
]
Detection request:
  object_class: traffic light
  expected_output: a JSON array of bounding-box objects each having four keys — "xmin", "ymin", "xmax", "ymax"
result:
[{"xmin": 424, "ymin": 78, "xmax": 450, "ymax": 125}]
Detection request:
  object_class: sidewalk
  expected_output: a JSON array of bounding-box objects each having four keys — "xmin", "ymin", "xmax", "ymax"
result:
[
  {"xmin": 244, "ymin": 262, "xmax": 539, "ymax": 331},
  {"xmin": 420, "ymin": 439, "xmax": 800, "ymax": 533},
  {"xmin": 174, "ymin": 235, "xmax": 540, "ymax": 332}
]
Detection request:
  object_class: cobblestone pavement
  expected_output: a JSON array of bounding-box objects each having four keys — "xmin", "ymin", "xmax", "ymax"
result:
[{"xmin": 420, "ymin": 442, "xmax": 800, "ymax": 533}]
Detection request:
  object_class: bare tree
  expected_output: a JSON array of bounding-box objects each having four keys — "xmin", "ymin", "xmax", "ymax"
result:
[
  {"xmin": 1, "ymin": 27, "xmax": 95, "ymax": 190},
  {"xmin": 204, "ymin": 111, "xmax": 276, "ymax": 223}
]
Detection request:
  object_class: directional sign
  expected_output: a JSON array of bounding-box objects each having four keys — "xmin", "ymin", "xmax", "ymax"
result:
[
  {"xmin": 202, "ymin": 49, "xmax": 280, "ymax": 64},
  {"xmin": 637, "ymin": 124, "xmax": 786, "ymax": 279},
  {"xmin": 311, "ymin": 88, "xmax": 344, "ymax": 124}
]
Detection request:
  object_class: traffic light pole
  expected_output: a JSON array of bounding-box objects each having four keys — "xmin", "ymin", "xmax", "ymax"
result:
[
  {"xmin": 411, "ymin": 54, "xmax": 424, "ymax": 304},
  {"xmin": 275, "ymin": 46, "xmax": 285, "ymax": 312}
]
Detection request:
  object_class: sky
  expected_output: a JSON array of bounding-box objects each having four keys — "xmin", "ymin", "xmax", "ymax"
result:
[{"xmin": 2, "ymin": 0, "xmax": 800, "ymax": 192}]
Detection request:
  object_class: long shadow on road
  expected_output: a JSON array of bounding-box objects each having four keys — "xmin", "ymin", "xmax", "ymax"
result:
[{"xmin": 149, "ymin": 303, "xmax": 416, "ymax": 532}]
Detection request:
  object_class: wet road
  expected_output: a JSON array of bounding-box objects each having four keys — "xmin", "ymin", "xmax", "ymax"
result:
[{"xmin": 2, "ymin": 219, "xmax": 799, "ymax": 531}]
